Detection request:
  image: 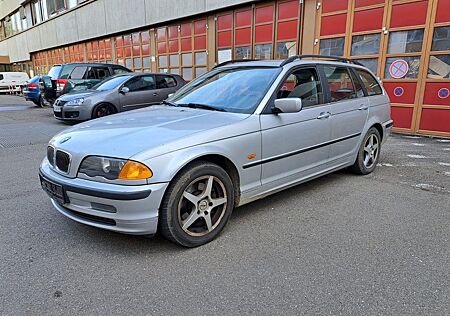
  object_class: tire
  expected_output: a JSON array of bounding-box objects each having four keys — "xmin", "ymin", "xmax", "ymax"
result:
[
  {"xmin": 38, "ymin": 96, "xmax": 46, "ymax": 108},
  {"xmin": 92, "ymin": 103, "xmax": 116, "ymax": 119},
  {"xmin": 350, "ymin": 127, "xmax": 381, "ymax": 175},
  {"xmin": 159, "ymin": 161, "xmax": 235, "ymax": 247}
]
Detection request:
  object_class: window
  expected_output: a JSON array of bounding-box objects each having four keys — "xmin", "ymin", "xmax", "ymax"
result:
[
  {"xmin": 69, "ymin": 66, "xmax": 87, "ymax": 79},
  {"xmin": 156, "ymin": 75, "xmax": 177, "ymax": 89},
  {"xmin": 356, "ymin": 70, "xmax": 382, "ymax": 96},
  {"xmin": 182, "ymin": 53, "xmax": 192, "ymax": 67},
  {"xmin": 169, "ymin": 55, "xmax": 179, "ymax": 67},
  {"xmin": 195, "ymin": 52, "xmax": 207, "ymax": 65},
  {"xmin": 428, "ymin": 55, "xmax": 450, "ymax": 79},
  {"xmin": 0, "ymin": 75, "xmax": 3, "ymax": 80},
  {"xmin": 276, "ymin": 42, "xmax": 296, "ymax": 59},
  {"xmin": 113, "ymin": 67, "xmax": 129, "ymax": 75},
  {"xmin": 320, "ymin": 37, "xmax": 345, "ymax": 56},
  {"xmin": 47, "ymin": 0, "xmax": 66, "ymax": 15},
  {"xmin": 323, "ymin": 66, "xmax": 357, "ymax": 102},
  {"xmin": 351, "ymin": 34, "xmax": 380, "ymax": 56},
  {"xmin": 385, "ymin": 56, "xmax": 421, "ymax": 79},
  {"xmin": 432, "ymin": 26, "xmax": 450, "ymax": 52},
  {"xmin": 353, "ymin": 58, "xmax": 378, "ymax": 75},
  {"xmin": 235, "ymin": 46, "xmax": 251, "ymax": 60},
  {"xmin": 388, "ymin": 29, "xmax": 424, "ymax": 54},
  {"xmin": 255, "ymin": 44, "xmax": 272, "ymax": 60},
  {"xmin": 276, "ymin": 68, "xmax": 323, "ymax": 107},
  {"xmin": 125, "ymin": 76, "xmax": 156, "ymax": 92},
  {"xmin": 94, "ymin": 67, "xmax": 110, "ymax": 80}
]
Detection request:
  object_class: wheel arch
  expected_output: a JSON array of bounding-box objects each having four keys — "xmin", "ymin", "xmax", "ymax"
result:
[
  {"xmin": 91, "ymin": 102, "xmax": 118, "ymax": 118},
  {"xmin": 370, "ymin": 123, "xmax": 383, "ymax": 141}
]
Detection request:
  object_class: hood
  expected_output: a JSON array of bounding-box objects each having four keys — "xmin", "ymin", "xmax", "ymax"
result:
[
  {"xmin": 50, "ymin": 105, "xmax": 250, "ymax": 159},
  {"xmin": 59, "ymin": 89, "xmax": 106, "ymax": 101}
]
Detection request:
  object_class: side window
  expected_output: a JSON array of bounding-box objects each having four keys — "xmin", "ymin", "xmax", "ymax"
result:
[
  {"xmin": 356, "ymin": 69, "xmax": 383, "ymax": 96},
  {"xmin": 323, "ymin": 66, "xmax": 357, "ymax": 102},
  {"xmin": 113, "ymin": 67, "xmax": 129, "ymax": 75},
  {"xmin": 124, "ymin": 76, "xmax": 156, "ymax": 92},
  {"xmin": 69, "ymin": 66, "xmax": 87, "ymax": 79},
  {"xmin": 93, "ymin": 67, "xmax": 110, "ymax": 80},
  {"xmin": 85, "ymin": 67, "xmax": 97, "ymax": 79},
  {"xmin": 0, "ymin": 75, "xmax": 3, "ymax": 80},
  {"xmin": 276, "ymin": 68, "xmax": 323, "ymax": 107},
  {"xmin": 350, "ymin": 69, "xmax": 365, "ymax": 98},
  {"xmin": 156, "ymin": 75, "xmax": 177, "ymax": 89}
]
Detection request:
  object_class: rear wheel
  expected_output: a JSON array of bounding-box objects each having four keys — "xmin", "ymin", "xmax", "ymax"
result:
[
  {"xmin": 92, "ymin": 103, "xmax": 116, "ymax": 119},
  {"xmin": 350, "ymin": 127, "xmax": 381, "ymax": 175},
  {"xmin": 38, "ymin": 96, "xmax": 46, "ymax": 108},
  {"xmin": 159, "ymin": 162, "xmax": 235, "ymax": 247}
]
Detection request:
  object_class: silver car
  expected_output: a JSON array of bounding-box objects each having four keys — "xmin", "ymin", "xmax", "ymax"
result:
[
  {"xmin": 53, "ymin": 73, "xmax": 185, "ymax": 121},
  {"xmin": 39, "ymin": 56, "xmax": 393, "ymax": 247}
]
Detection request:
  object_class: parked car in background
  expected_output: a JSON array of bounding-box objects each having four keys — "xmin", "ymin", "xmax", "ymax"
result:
[
  {"xmin": 53, "ymin": 72, "xmax": 186, "ymax": 121},
  {"xmin": 40, "ymin": 63, "xmax": 131, "ymax": 106},
  {"xmin": 0, "ymin": 72, "xmax": 29, "ymax": 93},
  {"xmin": 39, "ymin": 56, "xmax": 393, "ymax": 247},
  {"xmin": 22, "ymin": 75, "xmax": 44, "ymax": 107}
]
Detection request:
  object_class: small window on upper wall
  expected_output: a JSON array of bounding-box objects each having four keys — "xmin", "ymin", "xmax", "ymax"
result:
[
  {"xmin": 158, "ymin": 56, "xmax": 168, "ymax": 68},
  {"xmin": 428, "ymin": 55, "xmax": 450, "ymax": 79},
  {"xmin": 276, "ymin": 42, "xmax": 296, "ymax": 59},
  {"xmin": 255, "ymin": 44, "xmax": 272, "ymax": 59},
  {"xmin": 320, "ymin": 37, "xmax": 345, "ymax": 56},
  {"xmin": 388, "ymin": 29, "xmax": 424, "ymax": 54},
  {"xmin": 235, "ymin": 46, "xmax": 251, "ymax": 60},
  {"xmin": 385, "ymin": 56, "xmax": 421, "ymax": 79},
  {"xmin": 356, "ymin": 69, "xmax": 383, "ymax": 96},
  {"xmin": 323, "ymin": 66, "xmax": 357, "ymax": 102},
  {"xmin": 353, "ymin": 58, "xmax": 378, "ymax": 75},
  {"xmin": 432, "ymin": 26, "xmax": 450, "ymax": 51},
  {"xmin": 351, "ymin": 34, "xmax": 381, "ymax": 56}
]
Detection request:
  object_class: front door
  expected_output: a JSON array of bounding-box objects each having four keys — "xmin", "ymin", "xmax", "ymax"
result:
[
  {"xmin": 260, "ymin": 67, "xmax": 332, "ymax": 188},
  {"xmin": 321, "ymin": 65, "xmax": 369, "ymax": 163},
  {"xmin": 119, "ymin": 75, "xmax": 159, "ymax": 110}
]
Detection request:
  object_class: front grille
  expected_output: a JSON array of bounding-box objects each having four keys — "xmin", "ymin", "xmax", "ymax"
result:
[
  {"xmin": 55, "ymin": 150, "xmax": 70, "ymax": 173},
  {"xmin": 47, "ymin": 146, "xmax": 55, "ymax": 166},
  {"xmin": 54, "ymin": 111, "xmax": 62, "ymax": 118},
  {"xmin": 63, "ymin": 207, "xmax": 116, "ymax": 226}
]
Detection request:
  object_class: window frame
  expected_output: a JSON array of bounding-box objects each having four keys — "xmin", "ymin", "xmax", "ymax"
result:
[
  {"xmin": 262, "ymin": 65, "xmax": 325, "ymax": 114},
  {"xmin": 320, "ymin": 64, "xmax": 360, "ymax": 104},
  {"xmin": 353, "ymin": 68, "xmax": 383, "ymax": 97}
]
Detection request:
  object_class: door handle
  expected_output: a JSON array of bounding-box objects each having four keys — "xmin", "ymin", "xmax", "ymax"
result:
[
  {"xmin": 317, "ymin": 112, "xmax": 331, "ymax": 119},
  {"xmin": 358, "ymin": 104, "xmax": 369, "ymax": 111},
  {"xmin": 152, "ymin": 92, "xmax": 159, "ymax": 96}
]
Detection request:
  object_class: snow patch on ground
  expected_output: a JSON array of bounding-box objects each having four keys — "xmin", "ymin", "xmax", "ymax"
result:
[
  {"xmin": 437, "ymin": 139, "xmax": 450, "ymax": 143},
  {"xmin": 377, "ymin": 163, "xmax": 394, "ymax": 167},
  {"xmin": 407, "ymin": 154, "xmax": 428, "ymax": 159},
  {"xmin": 414, "ymin": 183, "xmax": 449, "ymax": 193},
  {"xmin": 412, "ymin": 143, "xmax": 425, "ymax": 147},
  {"xmin": 438, "ymin": 162, "xmax": 450, "ymax": 167}
]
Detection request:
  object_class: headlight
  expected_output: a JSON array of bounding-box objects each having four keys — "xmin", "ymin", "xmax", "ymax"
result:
[
  {"xmin": 78, "ymin": 156, "xmax": 153, "ymax": 180},
  {"xmin": 66, "ymin": 98, "xmax": 84, "ymax": 106}
]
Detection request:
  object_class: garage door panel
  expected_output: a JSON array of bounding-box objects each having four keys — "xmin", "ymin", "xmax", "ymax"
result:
[
  {"xmin": 390, "ymin": 1, "xmax": 428, "ymax": 28},
  {"xmin": 419, "ymin": 109, "xmax": 450, "ymax": 133},
  {"xmin": 391, "ymin": 107, "xmax": 414, "ymax": 129},
  {"xmin": 322, "ymin": 0, "xmax": 348, "ymax": 13},
  {"xmin": 383, "ymin": 82, "xmax": 417, "ymax": 104},
  {"xmin": 355, "ymin": 0, "xmax": 385, "ymax": 8},
  {"xmin": 423, "ymin": 83, "xmax": 450, "ymax": 106},
  {"xmin": 321, "ymin": 14, "xmax": 347, "ymax": 36},
  {"xmin": 436, "ymin": 0, "xmax": 450, "ymax": 23},
  {"xmin": 353, "ymin": 8, "xmax": 384, "ymax": 32}
]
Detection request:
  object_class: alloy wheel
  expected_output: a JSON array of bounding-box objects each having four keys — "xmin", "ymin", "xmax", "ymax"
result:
[
  {"xmin": 177, "ymin": 175, "xmax": 228, "ymax": 237},
  {"xmin": 363, "ymin": 134, "xmax": 379, "ymax": 169}
]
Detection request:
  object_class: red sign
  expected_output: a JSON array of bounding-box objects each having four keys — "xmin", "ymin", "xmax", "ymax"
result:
[{"xmin": 389, "ymin": 59, "xmax": 409, "ymax": 79}]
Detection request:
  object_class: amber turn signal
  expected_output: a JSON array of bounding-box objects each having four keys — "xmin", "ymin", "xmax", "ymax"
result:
[{"xmin": 118, "ymin": 161, "xmax": 153, "ymax": 180}]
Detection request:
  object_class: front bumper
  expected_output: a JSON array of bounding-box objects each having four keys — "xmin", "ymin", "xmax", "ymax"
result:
[
  {"xmin": 54, "ymin": 104, "xmax": 92, "ymax": 121},
  {"xmin": 39, "ymin": 160, "xmax": 169, "ymax": 235}
]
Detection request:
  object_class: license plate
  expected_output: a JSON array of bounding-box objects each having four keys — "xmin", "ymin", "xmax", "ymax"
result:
[
  {"xmin": 40, "ymin": 175, "xmax": 66, "ymax": 204},
  {"xmin": 53, "ymin": 105, "xmax": 62, "ymax": 113}
]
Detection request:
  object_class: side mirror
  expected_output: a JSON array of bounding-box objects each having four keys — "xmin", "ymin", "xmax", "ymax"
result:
[
  {"xmin": 273, "ymin": 98, "xmax": 302, "ymax": 114},
  {"xmin": 120, "ymin": 87, "xmax": 130, "ymax": 94}
]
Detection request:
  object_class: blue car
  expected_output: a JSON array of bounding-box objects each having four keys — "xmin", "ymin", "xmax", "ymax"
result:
[{"xmin": 23, "ymin": 75, "xmax": 44, "ymax": 107}]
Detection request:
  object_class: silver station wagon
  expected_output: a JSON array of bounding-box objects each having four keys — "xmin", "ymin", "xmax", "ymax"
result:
[{"xmin": 39, "ymin": 55, "xmax": 393, "ymax": 247}]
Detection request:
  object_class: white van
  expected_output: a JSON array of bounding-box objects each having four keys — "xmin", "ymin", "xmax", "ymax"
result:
[{"xmin": 0, "ymin": 72, "xmax": 30, "ymax": 93}]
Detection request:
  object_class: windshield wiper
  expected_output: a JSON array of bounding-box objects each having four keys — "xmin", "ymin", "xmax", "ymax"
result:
[
  {"xmin": 161, "ymin": 100, "xmax": 179, "ymax": 107},
  {"xmin": 178, "ymin": 103, "xmax": 226, "ymax": 112}
]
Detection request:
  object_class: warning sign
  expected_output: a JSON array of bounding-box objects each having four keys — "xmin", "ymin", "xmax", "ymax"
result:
[
  {"xmin": 438, "ymin": 88, "xmax": 449, "ymax": 99},
  {"xmin": 389, "ymin": 59, "xmax": 409, "ymax": 79},
  {"xmin": 394, "ymin": 87, "xmax": 404, "ymax": 97}
]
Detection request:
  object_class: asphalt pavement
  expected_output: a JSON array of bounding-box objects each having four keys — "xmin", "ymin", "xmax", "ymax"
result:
[{"xmin": 0, "ymin": 96, "xmax": 449, "ymax": 315}]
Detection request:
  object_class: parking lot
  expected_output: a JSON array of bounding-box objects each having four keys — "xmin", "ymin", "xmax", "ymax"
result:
[{"xmin": 0, "ymin": 96, "xmax": 449, "ymax": 315}]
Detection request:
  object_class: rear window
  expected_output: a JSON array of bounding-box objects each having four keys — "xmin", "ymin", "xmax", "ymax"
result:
[
  {"xmin": 356, "ymin": 69, "xmax": 383, "ymax": 96},
  {"xmin": 48, "ymin": 66, "xmax": 62, "ymax": 80},
  {"xmin": 0, "ymin": 75, "xmax": 3, "ymax": 80},
  {"xmin": 156, "ymin": 75, "xmax": 176, "ymax": 88},
  {"xmin": 113, "ymin": 67, "xmax": 129, "ymax": 75},
  {"xmin": 69, "ymin": 66, "xmax": 88, "ymax": 79}
]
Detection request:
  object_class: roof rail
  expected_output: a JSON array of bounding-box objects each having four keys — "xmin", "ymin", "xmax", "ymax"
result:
[
  {"xmin": 280, "ymin": 55, "xmax": 363, "ymax": 67},
  {"xmin": 213, "ymin": 59, "xmax": 260, "ymax": 69}
]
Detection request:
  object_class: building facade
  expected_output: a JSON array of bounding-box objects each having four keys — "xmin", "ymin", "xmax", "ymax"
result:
[{"xmin": 0, "ymin": 0, "xmax": 449, "ymax": 137}]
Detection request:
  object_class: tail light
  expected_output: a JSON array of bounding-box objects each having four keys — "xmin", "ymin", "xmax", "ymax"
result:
[
  {"xmin": 27, "ymin": 83, "xmax": 38, "ymax": 89},
  {"xmin": 56, "ymin": 79, "xmax": 68, "ymax": 93}
]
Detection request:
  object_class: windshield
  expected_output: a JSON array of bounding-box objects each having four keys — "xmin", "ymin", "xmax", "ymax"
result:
[
  {"xmin": 92, "ymin": 75, "xmax": 133, "ymax": 91},
  {"xmin": 169, "ymin": 67, "xmax": 281, "ymax": 114},
  {"xmin": 48, "ymin": 66, "xmax": 62, "ymax": 80}
]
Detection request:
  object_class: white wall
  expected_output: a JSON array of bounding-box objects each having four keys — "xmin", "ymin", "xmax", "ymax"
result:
[{"xmin": 0, "ymin": 0, "xmax": 257, "ymax": 62}]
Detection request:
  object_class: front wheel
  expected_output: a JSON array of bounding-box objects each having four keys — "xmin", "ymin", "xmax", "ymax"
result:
[
  {"xmin": 350, "ymin": 127, "xmax": 381, "ymax": 175},
  {"xmin": 92, "ymin": 103, "xmax": 116, "ymax": 119},
  {"xmin": 159, "ymin": 162, "xmax": 235, "ymax": 247}
]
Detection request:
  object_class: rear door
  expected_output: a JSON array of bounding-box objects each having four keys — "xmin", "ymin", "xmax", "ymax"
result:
[
  {"xmin": 118, "ymin": 75, "xmax": 159, "ymax": 110},
  {"xmin": 260, "ymin": 66, "xmax": 332, "ymax": 187},
  {"xmin": 322, "ymin": 65, "xmax": 369, "ymax": 163}
]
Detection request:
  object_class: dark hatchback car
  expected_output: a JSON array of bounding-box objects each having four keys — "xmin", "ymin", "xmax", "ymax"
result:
[
  {"xmin": 53, "ymin": 72, "xmax": 186, "ymax": 121},
  {"xmin": 40, "ymin": 63, "xmax": 131, "ymax": 105}
]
